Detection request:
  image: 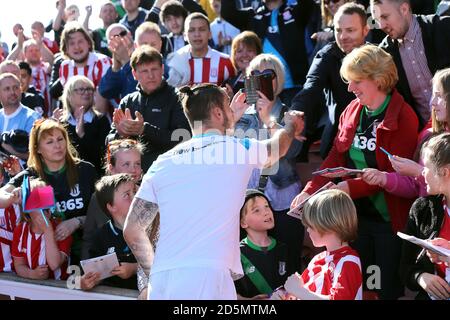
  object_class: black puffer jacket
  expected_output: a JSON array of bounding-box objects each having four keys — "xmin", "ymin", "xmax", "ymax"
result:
[
  {"xmin": 107, "ymin": 80, "xmax": 191, "ymax": 171},
  {"xmin": 399, "ymin": 195, "xmax": 446, "ymax": 300},
  {"xmin": 222, "ymin": 0, "xmax": 314, "ymax": 86}
]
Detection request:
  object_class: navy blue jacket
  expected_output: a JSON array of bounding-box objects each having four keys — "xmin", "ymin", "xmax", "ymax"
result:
[
  {"xmin": 107, "ymin": 81, "xmax": 191, "ymax": 171},
  {"xmin": 222, "ymin": 0, "xmax": 314, "ymax": 86},
  {"xmin": 291, "ymin": 41, "xmax": 355, "ymax": 157}
]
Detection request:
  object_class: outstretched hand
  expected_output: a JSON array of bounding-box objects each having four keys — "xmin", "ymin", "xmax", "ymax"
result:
[{"xmin": 283, "ymin": 111, "xmax": 305, "ymax": 141}]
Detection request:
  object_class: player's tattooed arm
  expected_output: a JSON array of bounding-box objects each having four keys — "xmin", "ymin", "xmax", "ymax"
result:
[{"xmin": 123, "ymin": 197, "xmax": 158, "ymax": 276}]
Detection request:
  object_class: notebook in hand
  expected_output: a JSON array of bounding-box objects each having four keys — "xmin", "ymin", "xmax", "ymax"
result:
[{"xmin": 286, "ymin": 182, "xmax": 335, "ymax": 220}]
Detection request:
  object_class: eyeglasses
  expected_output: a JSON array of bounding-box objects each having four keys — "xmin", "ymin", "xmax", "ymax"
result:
[
  {"xmin": 250, "ymin": 69, "xmax": 276, "ymax": 80},
  {"xmin": 73, "ymin": 87, "xmax": 95, "ymax": 95},
  {"xmin": 112, "ymin": 30, "xmax": 128, "ymax": 38},
  {"xmin": 323, "ymin": 0, "xmax": 341, "ymax": 5}
]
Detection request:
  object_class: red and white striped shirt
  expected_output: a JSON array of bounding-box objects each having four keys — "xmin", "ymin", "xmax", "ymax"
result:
[
  {"xmin": 59, "ymin": 52, "xmax": 112, "ymax": 88},
  {"xmin": 31, "ymin": 61, "xmax": 51, "ymax": 113},
  {"xmin": 42, "ymin": 37, "xmax": 60, "ymax": 55},
  {"xmin": 11, "ymin": 220, "xmax": 72, "ymax": 280},
  {"xmin": 170, "ymin": 46, "xmax": 235, "ymax": 86},
  {"xmin": 301, "ymin": 246, "xmax": 363, "ymax": 300},
  {"xmin": 0, "ymin": 205, "xmax": 21, "ymax": 272}
]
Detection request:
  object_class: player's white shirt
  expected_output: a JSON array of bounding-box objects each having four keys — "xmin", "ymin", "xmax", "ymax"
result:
[{"xmin": 136, "ymin": 134, "xmax": 268, "ymax": 278}]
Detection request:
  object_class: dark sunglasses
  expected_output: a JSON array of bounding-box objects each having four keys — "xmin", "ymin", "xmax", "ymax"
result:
[
  {"xmin": 250, "ymin": 69, "xmax": 276, "ymax": 79},
  {"xmin": 113, "ymin": 30, "xmax": 128, "ymax": 38},
  {"xmin": 323, "ymin": 0, "xmax": 341, "ymax": 4}
]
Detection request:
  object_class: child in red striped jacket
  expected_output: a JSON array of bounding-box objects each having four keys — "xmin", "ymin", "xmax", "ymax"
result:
[{"xmin": 274, "ymin": 189, "xmax": 363, "ymax": 300}]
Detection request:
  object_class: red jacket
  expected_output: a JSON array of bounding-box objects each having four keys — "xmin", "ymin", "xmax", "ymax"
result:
[{"xmin": 304, "ymin": 89, "xmax": 419, "ymax": 232}]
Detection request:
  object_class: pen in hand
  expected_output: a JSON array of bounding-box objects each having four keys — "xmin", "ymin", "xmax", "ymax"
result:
[{"xmin": 415, "ymin": 231, "xmax": 438, "ymax": 263}]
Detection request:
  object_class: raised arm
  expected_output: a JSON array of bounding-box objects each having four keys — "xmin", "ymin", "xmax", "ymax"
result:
[{"xmin": 53, "ymin": 0, "xmax": 66, "ymax": 31}]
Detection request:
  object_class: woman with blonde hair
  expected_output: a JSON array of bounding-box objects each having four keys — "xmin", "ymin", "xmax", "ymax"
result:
[
  {"xmin": 54, "ymin": 75, "xmax": 111, "ymax": 175},
  {"xmin": 291, "ymin": 44, "xmax": 419, "ymax": 299},
  {"xmin": 2, "ymin": 118, "xmax": 97, "ymax": 265}
]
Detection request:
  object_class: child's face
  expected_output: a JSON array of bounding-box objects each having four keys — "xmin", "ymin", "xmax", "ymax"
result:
[
  {"xmin": 29, "ymin": 210, "xmax": 51, "ymax": 228},
  {"xmin": 111, "ymin": 149, "xmax": 142, "ymax": 183},
  {"xmin": 241, "ymin": 196, "xmax": 274, "ymax": 231},
  {"xmin": 431, "ymin": 83, "xmax": 448, "ymax": 123},
  {"xmin": 110, "ymin": 181, "xmax": 136, "ymax": 218},
  {"xmin": 422, "ymin": 154, "xmax": 447, "ymax": 195},
  {"xmin": 164, "ymin": 15, "xmax": 184, "ymax": 35}
]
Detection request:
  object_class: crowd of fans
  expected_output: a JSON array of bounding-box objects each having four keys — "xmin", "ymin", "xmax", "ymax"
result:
[{"xmin": 0, "ymin": 0, "xmax": 449, "ymax": 300}]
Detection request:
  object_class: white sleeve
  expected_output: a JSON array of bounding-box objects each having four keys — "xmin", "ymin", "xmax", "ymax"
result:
[
  {"xmin": 135, "ymin": 170, "xmax": 158, "ymax": 204},
  {"xmin": 240, "ymin": 138, "xmax": 268, "ymax": 170}
]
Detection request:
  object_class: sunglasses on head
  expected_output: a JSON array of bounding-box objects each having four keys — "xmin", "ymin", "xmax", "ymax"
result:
[
  {"xmin": 250, "ymin": 69, "xmax": 276, "ymax": 79},
  {"xmin": 323, "ymin": 0, "xmax": 341, "ymax": 4},
  {"xmin": 113, "ymin": 30, "xmax": 128, "ymax": 38}
]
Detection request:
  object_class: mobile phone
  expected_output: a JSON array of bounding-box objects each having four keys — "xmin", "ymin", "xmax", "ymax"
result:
[
  {"xmin": 244, "ymin": 73, "xmax": 274, "ymax": 105},
  {"xmin": 379, "ymin": 146, "xmax": 393, "ymax": 158}
]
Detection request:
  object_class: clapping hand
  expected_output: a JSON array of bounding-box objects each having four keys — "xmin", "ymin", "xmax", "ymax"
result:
[
  {"xmin": 113, "ymin": 108, "xmax": 145, "ymax": 137},
  {"xmin": 74, "ymin": 106, "xmax": 86, "ymax": 138}
]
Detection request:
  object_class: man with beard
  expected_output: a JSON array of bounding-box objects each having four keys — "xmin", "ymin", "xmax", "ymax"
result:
[
  {"xmin": 222, "ymin": 0, "xmax": 315, "ymax": 105},
  {"xmin": 372, "ymin": 0, "xmax": 450, "ymax": 128},
  {"xmin": 51, "ymin": 22, "xmax": 111, "ymax": 114},
  {"xmin": 107, "ymin": 45, "xmax": 191, "ymax": 172},
  {"xmin": 291, "ymin": 2, "xmax": 369, "ymax": 159},
  {"xmin": 123, "ymin": 83, "xmax": 305, "ymax": 300},
  {"xmin": 0, "ymin": 73, "xmax": 41, "ymax": 159}
]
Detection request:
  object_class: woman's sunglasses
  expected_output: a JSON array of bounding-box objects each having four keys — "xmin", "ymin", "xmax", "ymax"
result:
[
  {"xmin": 113, "ymin": 30, "xmax": 128, "ymax": 38},
  {"xmin": 250, "ymin": 69, "xmax": 276, "ymax": 80}
]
